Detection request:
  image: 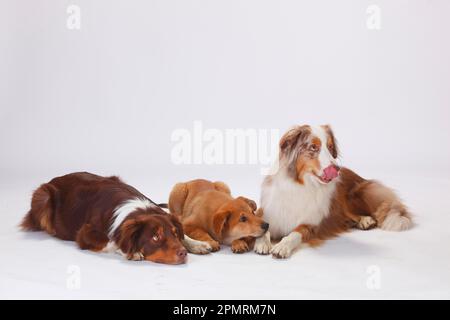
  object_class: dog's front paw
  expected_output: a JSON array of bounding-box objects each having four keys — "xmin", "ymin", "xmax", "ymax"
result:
[
  {"xmin": 231, "ymin": 239, "xmax": 249, "ymax": 254},
  {"xmin": 190, "ymin": 241, "xmax": 212, "ymax": 255},
  {"xmin": 254, "ymin": 232, "xmax": 272, "ymax": 255},
  {"xmin": 270, "ymin": 233, "xmax": 301, "ymax": 259},
  {"xmin": 128, "ymin": 252, "xmax": 144, "ymax": 261},
  {"xmin": 208, "ymin": 240, "xmax": 221, "ymax": 252},
  {"xmin": 182, "ymin": 236, "xmax": 212, "ymax": 255}
]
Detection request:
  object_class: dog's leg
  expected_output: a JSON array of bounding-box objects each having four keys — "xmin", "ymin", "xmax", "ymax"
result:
[
  {"xmin": 253, "ymin": 208, "xmax": 271, "ymax": 254},
  {"xmin": 231, "ymin": 237, "xmax": 255, "ymax": 254},
  {"xmin": 99, "ymin": 239, "xmax": 144, "ymax": 260},
  {"xmin": 182, "ymin": 235, "xmax": 212, "ymax": 254},
  {"xmin": 254, "ymin": 231, "xmax": 272, "ymax": 255},
  {"xmin": 77, "ymin": 226, "xmax": 143, "ymax": 260},
  {"xmin": 183, "ymin": 224, "xmax": 221, "ymax": 252},
  {"xmin": 76, "ymin": 224, "xmax": 110, "ymax": 252},
  {"xmin": 101, "ymin": 241, "xmax": 118, "ymax": 253},
  {"xmin": 271, "ymin": 224, "xmax": 315, "ymax": 259}
]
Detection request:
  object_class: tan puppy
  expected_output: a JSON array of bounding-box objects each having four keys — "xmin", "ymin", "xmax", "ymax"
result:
[{"xmin": 168, "ymin": 179, "xmax": 269, "ymax": 253}]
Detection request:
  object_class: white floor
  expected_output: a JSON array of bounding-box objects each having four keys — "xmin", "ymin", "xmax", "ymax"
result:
[{"xmin": 1, "ymin": 171, "xmax": 450, "ymax": 299}]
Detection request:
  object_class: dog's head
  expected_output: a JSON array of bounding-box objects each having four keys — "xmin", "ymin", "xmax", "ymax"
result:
[
  {"xmin": 279, "ymin": 124, "xmax": 340, "ymax": 185},
  {"xmin": 212, "ymin": 197, "xmax": 269, "ymax": 243},
  {"xmin": 117, "ymin": 209, "xmax": 187, "ymax": 265}
]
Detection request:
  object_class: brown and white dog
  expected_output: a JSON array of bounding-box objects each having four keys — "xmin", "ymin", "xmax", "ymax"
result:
[
  {"xmin": 168, "ymin": 179, "xmax": 269, "ymax": 253},
  {"xmin": 20, "ymin": 172, "xmax": 211, "ymax": 264},
  {"xmin": 254, "ymin": 125, "xmax": 413, "ymax": 259}
]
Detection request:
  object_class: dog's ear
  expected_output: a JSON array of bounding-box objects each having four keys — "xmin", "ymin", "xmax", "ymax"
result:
[
  {"xmin": 279, "ymin": 125, "xmax": 310, "ymax": 153},
  {"xmin": 236, "ymin": 196, "xmax": 257, "ymax": 212},
  {"xmin": 168, "ymin": 214, "xmax": 184, "ymax": 240},
  {"xmin": 212, "ymin": 210, "xmax": 231, "ymax": 238},
  {"xmin": 117, "ymin": 216, "xmax": 148, "ymax": 259},
  {"xmin": 322, "ymin": 125, "xmax": 339, "ymax": 159},
  {"xmin": 255, "ymin": 208, "xmax": 264, "ymax": 217}
]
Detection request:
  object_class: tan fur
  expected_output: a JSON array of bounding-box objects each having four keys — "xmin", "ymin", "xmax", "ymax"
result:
[
  {"xmin": 168, "ymin": 179, "xmax": 268, "ymax": 252},
  {"xmin": 167, "ymin": 182, "xmax": 189, "ymax": 215},
  {"xmin": 213, "ymin": 181, "xmax": 231, "ymax": 194}
]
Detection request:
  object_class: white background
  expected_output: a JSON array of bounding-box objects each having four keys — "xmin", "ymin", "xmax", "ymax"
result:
[{"xmin": 1, "ymin": 0, "xmax": 450, "ymax": 299}]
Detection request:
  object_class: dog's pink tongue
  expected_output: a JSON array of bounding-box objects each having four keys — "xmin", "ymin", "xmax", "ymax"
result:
[{"xmin": 322, "ymin": 165, "xmax": 340, "ymax": 182}]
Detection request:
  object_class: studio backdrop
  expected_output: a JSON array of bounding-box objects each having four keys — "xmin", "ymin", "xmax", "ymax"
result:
[{"xmin": 1, "ymin": 0, "xmax": 449, "ymax": 299}]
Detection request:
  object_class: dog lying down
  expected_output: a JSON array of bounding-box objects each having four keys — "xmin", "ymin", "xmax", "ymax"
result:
[
  {"xmin": 20, "ymin": 172, "xmax": 211, "ymax": 265},
  {"xmin": 168, "ymin": 179, "xmax": 269, "ymax": 253}
]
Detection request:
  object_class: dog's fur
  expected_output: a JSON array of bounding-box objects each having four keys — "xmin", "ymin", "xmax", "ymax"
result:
[
  {"xmin": 168, "ymin": 179, "xmax": 269, "ymax": 253},
  {"xmin": 21, "ymin": 172, "xmax": 211, "ymax": 264},
  {"xmin": 255, "ymin": 125, "xmax": 413, "ymax": 258}
]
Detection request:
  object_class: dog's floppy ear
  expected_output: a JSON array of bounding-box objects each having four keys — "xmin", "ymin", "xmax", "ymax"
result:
[
  {"xmin": 117, "ymin": 216, "xmax": 148, "ymax": 259},
  {"xmin": 168, "ymin": 214, "xmax": 184, "ymax": 240},
  {"xmin": 255, "ymin": 208, "xmax": 264, "ymax": 217},
  {"xmin": 322, "ymin": 124, "xmax": 339, "ymax": 159},
  {"xmin": 212, "ymin": 210, "xmax": 231, "ymax": 238},
  {"xmin": 279, "ymin": 125, "xmax": 311, "ymax": 153},
  {"xmin": 236, "ymin": 196, "xmax": 257, "ymax": 212}
]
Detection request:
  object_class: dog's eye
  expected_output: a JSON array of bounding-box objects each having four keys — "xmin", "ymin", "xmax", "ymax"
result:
[
  {"xmin": 239, "ymin": 216, "xmax": 247, "ymax": 222},
  {"xmin": 309, "ymin": 144, "xmax": 319, "ymax": 152},
  {"xmin": 152, "ymin": 234, "xmax": 160, "ymax": 242}
]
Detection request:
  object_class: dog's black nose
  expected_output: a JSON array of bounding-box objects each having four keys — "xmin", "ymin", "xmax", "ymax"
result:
[
  {"xmin": 177, "ymin": 248, "xmax": 187, "ymax": 258},
  {"xmin": 261, "ymin": 222, "xmax": 269, "ymax": 231}
]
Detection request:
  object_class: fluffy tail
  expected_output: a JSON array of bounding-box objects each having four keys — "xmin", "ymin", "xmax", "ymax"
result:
[
  {"xmin": 363, "ymin": 181, "xmax": 413, "ymax": 231},
  {"xmin": 20, "ymin": 184, "xmax": 56, "ymax": 235}
]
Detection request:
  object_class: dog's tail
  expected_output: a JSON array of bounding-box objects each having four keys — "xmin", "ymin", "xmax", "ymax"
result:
[
  {"xmin": 20, "ymin": 183, "xmax": 57, "ymax": 235},
  {"xmin": 362, "ymin": 181, "xmax": 413, "ymax": 231}
]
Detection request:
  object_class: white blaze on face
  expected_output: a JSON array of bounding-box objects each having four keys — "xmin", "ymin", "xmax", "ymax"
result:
[{"xmin": 310, "ymin": 126, "xmax": 335, "ymax": 175}]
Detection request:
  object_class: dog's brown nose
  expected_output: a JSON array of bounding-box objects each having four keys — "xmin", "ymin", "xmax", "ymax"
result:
[
  {"xmin": 261, "ymin": 222, "xmax": 269, "ymax": 231},
  {"xmin": 177, "ymin": 248, "xmax": 187, "ymax": 258}
]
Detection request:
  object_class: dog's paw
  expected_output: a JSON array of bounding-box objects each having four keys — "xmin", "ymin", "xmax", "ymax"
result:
[
  {"xmin": 189, "ymin": 242, "xmax": 212, "ymax": 255},
  {"xmin": 191, "ymin": 242, "xmax": 212, "ymax": 255},
  {"xmin": 115, "ymin": 248, "xmax": 143, "ymax": 261},
  {"xmin": 271, "ymin": 242, "xmax": 293, "ymax": 259},
  {"xmin": 208, "ymin": 240, "xmax": 221, "ymax": 252},
  {"xmin": 128, "ymin": 252, "xmax": 144, "ymax": 261},
  {"xmin": 270, "ymin": 233, "xmax": 301, "ymax": 259},
  {"xmin": 182, "ymin": 236, "xmax": 212, "ymax": 255},
  {"xmin": 231, "ymin": 240, "xmax": 249, "ymax": 254},
  {"xmin": 254, "ymin": 232, "xmax": 272, "ymax": 255},
  {"xmin": 357, "ymin": 216, "xmax": 377, "ymax": 230},
  {"xmin": 101, "ymin": 241, "xmax": 118, "ymax": 253}
]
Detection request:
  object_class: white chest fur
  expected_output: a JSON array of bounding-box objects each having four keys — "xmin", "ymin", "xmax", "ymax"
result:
[{"xmin": 260, "ymin": 171, "xmax": 336, "ymax": 239}]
